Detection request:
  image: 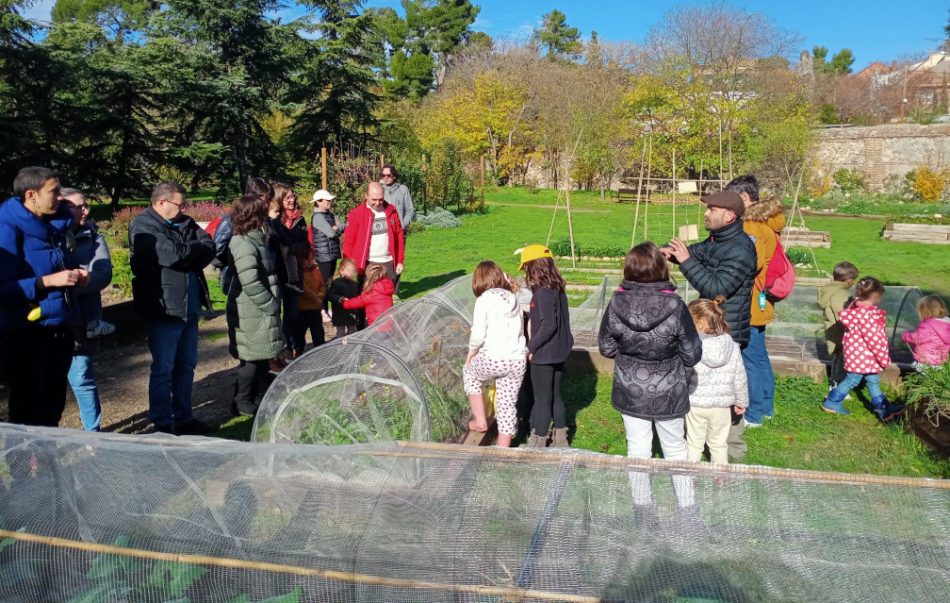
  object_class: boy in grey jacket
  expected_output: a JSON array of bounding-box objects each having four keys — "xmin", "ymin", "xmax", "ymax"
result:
[{"xmin": 63, "ymin": 189, "xmax": 114, "ymax": 431}]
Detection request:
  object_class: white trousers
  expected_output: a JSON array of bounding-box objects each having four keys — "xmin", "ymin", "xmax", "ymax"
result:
[
  {"xmin": 622, "ymin": 415, "xmax": 695, "ymax": 508},
  {"xmin": 686, "ymin": 406, "xmax": 732, "ymax": 465}
]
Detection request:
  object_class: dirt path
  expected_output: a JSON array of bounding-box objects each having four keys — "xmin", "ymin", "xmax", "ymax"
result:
[{"xmin": 0, "ymin": 313, "xmax": 241, "ymax": 434}]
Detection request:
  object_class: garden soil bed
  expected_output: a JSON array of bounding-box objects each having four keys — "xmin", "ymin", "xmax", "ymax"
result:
[{"xmin": 907, "ymin": 405, "xmax": 950, "ymax": 458}]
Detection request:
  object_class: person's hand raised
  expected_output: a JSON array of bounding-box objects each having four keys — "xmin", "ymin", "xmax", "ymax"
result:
[{"xmin": 667, "ymin": 238, "xmax": 690, "ymax": 263}]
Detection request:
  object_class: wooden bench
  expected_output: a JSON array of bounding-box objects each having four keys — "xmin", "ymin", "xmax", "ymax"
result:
[
  {"xmin": 614, "ymin": 188, "xmax": 638, "ymax": 203},
  {"xmin": 882, "ymin": 223, "xmax": 950, "ymax": 245}
]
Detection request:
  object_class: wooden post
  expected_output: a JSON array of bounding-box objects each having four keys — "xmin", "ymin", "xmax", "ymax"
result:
[
  {"xmin": 380, "ymin": 154, "xmax": 385, "ymax": 171},
  {"xmin": 321, "ymin": 146, "xmax": 327, "ymax": 190},
  {"xmin": 480, "ymin": 155, "xmax": 485, "ymax": 201}
]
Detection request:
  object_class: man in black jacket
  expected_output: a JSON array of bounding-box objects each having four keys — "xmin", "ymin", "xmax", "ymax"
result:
[
  {"xmin": 661, "ymin": 190, "xmax": 757, "ymax": 461},
  {"xmin": 129, "ymin": 182, "xmax": 215, "ymax": 435}
]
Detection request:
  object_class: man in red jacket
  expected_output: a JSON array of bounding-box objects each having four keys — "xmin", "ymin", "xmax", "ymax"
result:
[{"xmin": 342, "ymin": 182, "xmax": 405, "ymax": 282}]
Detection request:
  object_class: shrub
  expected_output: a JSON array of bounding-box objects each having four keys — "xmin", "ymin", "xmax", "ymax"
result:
[
  {"xmin": 185, "ymin": 201, "xmax": 228, "ymax": 223},
  {"xmin": 100, "ymin": 206, "xmax": 145, "ymax": 249},
  {"xmin": 416, "ymin": 208, "xmax": 461, "ymax": 230},
  {"xmin": 425, "ymin": 139, "xmax": 473, "ymax": 212},
  {"xmin": 910, "ymin": 167, "xmax": 948, "ymax": 203},
  {"xmin": 550, "ymin": 240, "xmax": 628, "ymax": 258},
  {"xmin": 832, "ymin": 169, "xmax": 866, "ymax": 194},
  {"xmin": 903, "ymin": 361, "xmax": 950, "ymax": 425},
  {"xmin": 785, "ymin": 247, "xmax": 810, "ymax": 265}
]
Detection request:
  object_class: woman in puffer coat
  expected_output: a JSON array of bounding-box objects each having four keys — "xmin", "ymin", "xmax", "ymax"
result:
[
  {"xmin": 598, "ymin": 242, "xmax": 703, "ymax": 462},
  {"xmin": 227, "ymin": 194, "xmax": 285, "ymax": 417}
]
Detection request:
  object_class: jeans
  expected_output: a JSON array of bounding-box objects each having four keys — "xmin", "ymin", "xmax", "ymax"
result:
[
  {"xmin": 297, "ymin": 310, "xmax": 326, "ymax": 348},
  {"xmin": 146, "ymin": 315, "xmax": 199, "ymax": 428},
  {"xmin": 281, "ymin": 286, "xmax": 302, "ymax": 353},
  {"xmin": 741, "ymin": 325, "xmax": 775, "ymax": 423},
  {"xmin": 529, "ymin": 362, "xmax": 566, "ymax": 437},
  {"xmin": 834, "ymin": 372, "xmax": 882, "ymax": 400},
  {"xmin": 1, "ymin": 327, "xmax": 73, "ymax": 427},
  {"xmin": 68, "ymin": 354, "xmax": 102, "ymax": 431},
  {"xmin": 622, "ymin": 414, "xmax": 695, "ymax": 508}
]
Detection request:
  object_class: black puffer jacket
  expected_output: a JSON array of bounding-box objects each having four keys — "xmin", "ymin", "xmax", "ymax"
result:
[
  {"xmin": 129, "ymin": 208, "xmax": 214, "ymax": 320},
  {"xmin": 598, "ymin": 280, "xmax": 702, "ymax": 420},
  {"xmin": 678, "ymin": 219, "xmax": 757, "ymax": 346}
]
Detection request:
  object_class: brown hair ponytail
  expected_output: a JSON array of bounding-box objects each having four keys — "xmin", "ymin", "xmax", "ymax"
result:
[{"xmin": 688, "ymin": 296, "xmax": 730, "ymax": 335}]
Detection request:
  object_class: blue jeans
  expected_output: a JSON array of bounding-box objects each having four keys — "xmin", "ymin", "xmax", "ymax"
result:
[
  {"xmin": 68, "ymin": 354, "xmax": 101, "ymax": 431},
  {"xmin": 741, "ymin": 325, "xmax": 775, "ymax": 423},
  {"xmin": 834, "ymin": 372, "xmax": 882, "ymax": 400},
  {"xmin": 146, "ymin": 315, "xmax": 199, "ymax": 428}
]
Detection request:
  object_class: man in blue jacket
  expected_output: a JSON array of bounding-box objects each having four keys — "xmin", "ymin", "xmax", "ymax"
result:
[
  {"xmin": 0, "ymin": 167, "xmax": 87, "ymax": 427},
  {"xmin": 129, "ymin": 182, "xmax": 215, "ymax": 435}
]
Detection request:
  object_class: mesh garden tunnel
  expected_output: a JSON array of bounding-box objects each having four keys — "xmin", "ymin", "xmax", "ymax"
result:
[{"xmin": 252, "ymin": 277, "xmax": 475, "ymax": 445}]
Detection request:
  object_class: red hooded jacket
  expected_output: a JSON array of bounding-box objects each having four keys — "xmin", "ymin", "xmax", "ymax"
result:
[
  {"xmin": 341, "ymin": 202, "xmax": 404, "ymax": 274},
  {"xmin": 840, "ymin": 302, "xmax": 891, "ymax": 374},
  {"xmin": 343, "ymin": 277, "xmax": 395, "ymax": 326}
]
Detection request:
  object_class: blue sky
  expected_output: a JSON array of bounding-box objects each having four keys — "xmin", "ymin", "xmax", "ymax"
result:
[{"xmin": 22, "ymin": 0, "xmax": 949, "ymax": 68}]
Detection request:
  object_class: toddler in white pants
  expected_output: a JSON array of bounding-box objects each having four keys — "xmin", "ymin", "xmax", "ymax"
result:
[
  {"xmin": 463, "ymin": 261, "xmax": 527, "ymax": 448},
  {"xmin": 686, "ymin": 297, "xmax": 748, "ymax": 464}
]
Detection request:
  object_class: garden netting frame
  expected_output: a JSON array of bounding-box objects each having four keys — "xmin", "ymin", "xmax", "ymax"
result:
[{"xmin": 1, "ymin": 424, "xmax": 948, "ymax": 603}]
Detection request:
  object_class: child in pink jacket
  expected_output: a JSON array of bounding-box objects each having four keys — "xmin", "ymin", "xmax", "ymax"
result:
[
  {"xmin": 901, "ymin": 295, "xmax": 950, "ymax": 370},
  {"xmin": 821, "ymin": 277, "xmax": 904, "ymax": 421}
]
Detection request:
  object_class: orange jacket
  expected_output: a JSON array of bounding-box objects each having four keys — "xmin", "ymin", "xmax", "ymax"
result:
[{"xmin": 743, "ymin": 199, "xmax": 785, "ymax": 327}]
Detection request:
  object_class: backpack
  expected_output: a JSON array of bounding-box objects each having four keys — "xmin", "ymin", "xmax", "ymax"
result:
[
  {"xmin": 205, "ymin": 215, "xmax": 223, "ymax": 239},
  {"xmin": 762, "ymin": 238, "xmax": 796, "ymax": 302}
]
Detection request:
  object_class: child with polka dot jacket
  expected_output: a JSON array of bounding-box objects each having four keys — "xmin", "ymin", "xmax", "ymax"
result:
[
  {"xmin": 464, "ymin": 261, "xmax": 528, "ymax": 447},
  {"xmin": 821, "ymin": 276, "xmax": 904, "ymax": 421}
]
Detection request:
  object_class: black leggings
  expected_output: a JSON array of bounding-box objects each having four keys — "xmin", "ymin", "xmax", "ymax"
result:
[
  {"xmin": 317, "ymin": 260, "xmax": 336, "ymax": 310},
  {"xmin": 234, "ymin": 360, "xmax": 269, "ymax": 413},
  {"xmin": 529, "ymin": 362, "xmax": 566, "ymax": 437},
  {"xmin": 297, "ymin": 310, "xmax": 326, "ymax": 348}
]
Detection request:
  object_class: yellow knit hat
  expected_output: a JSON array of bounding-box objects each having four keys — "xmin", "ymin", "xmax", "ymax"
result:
[{"xmin": 516, "ymin": 244, "xmax": 554, "ymax": 270}]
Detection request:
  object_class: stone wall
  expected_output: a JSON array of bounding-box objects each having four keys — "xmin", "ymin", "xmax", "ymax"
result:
[{"xmin": 812, "ymin": 124, "xmax": 950, "ymax": 189}]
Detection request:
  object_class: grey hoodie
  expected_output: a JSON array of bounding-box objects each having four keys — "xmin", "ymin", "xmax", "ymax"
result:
[
  {"xmin": 68, "ymin": 222, "xmax": 113, "ymax": 325},
  {"xmin": 689, "ymin": 333, "xmax": 748, "ymax": 409}
]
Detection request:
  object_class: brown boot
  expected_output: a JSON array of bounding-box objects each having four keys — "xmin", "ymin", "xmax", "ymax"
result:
[
  {"xmin": 551, "ymin": 427, "xmax": 570, "ymax": 448},
  {"xmin": 525, "ymin": 430, "xmax": 548, "ymax": 448}
]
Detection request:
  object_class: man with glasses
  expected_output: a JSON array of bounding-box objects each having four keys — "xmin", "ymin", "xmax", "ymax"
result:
[
  {"xmin": 61, "ymin": 188, "xmax": 113, "ymax": 431},
  {"xmin": 129, "ymin": 182, "xmax": 215, "ymax": 435}
]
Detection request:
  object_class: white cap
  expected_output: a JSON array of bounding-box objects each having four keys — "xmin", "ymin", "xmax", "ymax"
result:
[{"xmin": 312, "ymin": 189, "xmax": 336, "ymax": 202}]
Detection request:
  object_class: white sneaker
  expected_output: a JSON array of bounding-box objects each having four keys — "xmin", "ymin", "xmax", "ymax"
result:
[
  {"xmin": 86, "ymin": 320, "xmax": 116, "ymax": 338},
  {"xmin": 743, "ymin": 419, "xmax": 762, "ymax": 428}
]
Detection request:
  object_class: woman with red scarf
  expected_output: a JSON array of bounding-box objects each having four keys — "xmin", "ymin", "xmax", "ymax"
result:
[{"xmin": 271, "ymin": 183, "xmax": 310, "ymax": 359}]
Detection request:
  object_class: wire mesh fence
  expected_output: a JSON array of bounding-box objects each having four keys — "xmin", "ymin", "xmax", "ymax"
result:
[{"xmin": 1, "ymin": 425, "xmax": 948, "ymax": 602}]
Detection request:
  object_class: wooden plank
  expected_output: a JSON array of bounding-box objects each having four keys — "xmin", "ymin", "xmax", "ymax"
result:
[
  {"xmin": 890, "ymin": 223, "xmax": 950, "ymax": 234},
  {"xmin": 883, "ymin": 232, "xmax": 950, "ymax": 243}
]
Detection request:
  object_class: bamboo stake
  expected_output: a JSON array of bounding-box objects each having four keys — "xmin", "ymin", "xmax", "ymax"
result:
[
  {"xmin": 671, "ymin": 148, "xmax": 677, "ymax": 240},
  {"xmin": 565, "ymin": 184, "xmax": 577, "ymax": 269},
  {"xmin": 393, "ymin": 442, "xmax": 950, "ymax": 490},
  {"xmin": 0, "ymin": 530, "xmax": 600, "ymax": 603},
  {"xmin": 718, "ymin": 119, "xmax": 724, "ymax": 190},
  {"xmin": 630, "ymin": 136, "xmax": 648, "ymax": 247}
]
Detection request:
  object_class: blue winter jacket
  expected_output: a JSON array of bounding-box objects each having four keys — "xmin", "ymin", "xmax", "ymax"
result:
[{"xmin": 0, "ymin": 197, "xmax": 75, "ymax": 333}]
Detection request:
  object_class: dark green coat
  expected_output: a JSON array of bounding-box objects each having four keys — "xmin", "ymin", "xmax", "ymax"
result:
[{"xmin": 226, "ymin": 229, "xmax": 284, "ymax": 361}]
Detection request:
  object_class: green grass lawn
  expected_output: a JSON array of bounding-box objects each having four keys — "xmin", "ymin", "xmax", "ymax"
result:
[
  {"xmin": 566, "ymin": 372, "xmax": 950, "ymax": 479},
  {"xmin": 400, "ymin": 187, "xmax": 950, "ymax": 299}
]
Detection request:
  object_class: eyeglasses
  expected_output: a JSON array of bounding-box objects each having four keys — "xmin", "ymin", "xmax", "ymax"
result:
[
  {"xmin": 381, "ymin": 173, "xmax": 395, "ymax": 179},
  {"xmin": 163, "ymin": 198, "xmax": 187, "ymax": 208}
]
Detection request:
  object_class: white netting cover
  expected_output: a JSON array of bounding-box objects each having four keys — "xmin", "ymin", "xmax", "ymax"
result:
[
  {"xmin": 0, "ymin": 425, "xmax": 948, "ymax": 602},
  {"xmin": 252, "ymin": 295, "xmax": 471, "ymax": 445}
]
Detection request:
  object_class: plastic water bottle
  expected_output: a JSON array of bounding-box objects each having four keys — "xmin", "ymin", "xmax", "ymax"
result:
[{"xmin": 758, "ymin": 291, "xmax": 767, "ymax": 311}]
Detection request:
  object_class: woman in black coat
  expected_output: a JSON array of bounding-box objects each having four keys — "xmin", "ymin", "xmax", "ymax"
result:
[{"xmin": 598, "ymin": 242, "xmax": 702, "ymax": 506}]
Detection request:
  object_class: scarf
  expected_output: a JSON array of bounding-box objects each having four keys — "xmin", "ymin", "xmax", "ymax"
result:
[{"xmin": 281, "ymin": 208, "xmax": 302, "ymax": 229}]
